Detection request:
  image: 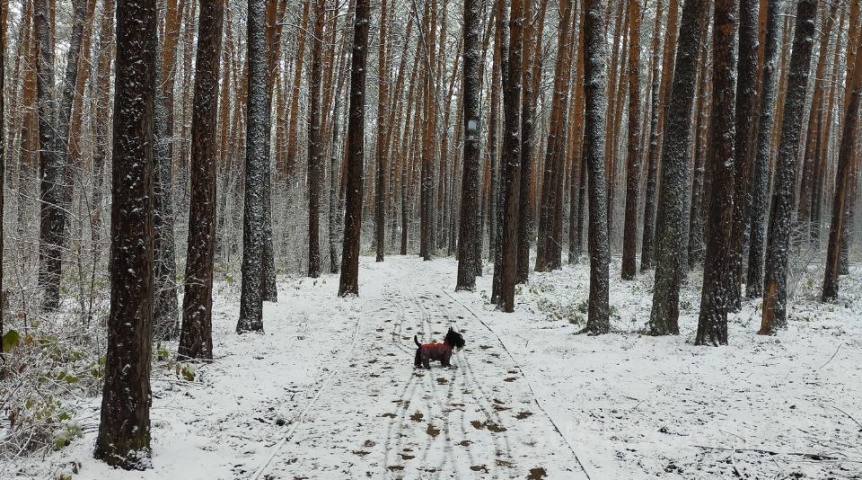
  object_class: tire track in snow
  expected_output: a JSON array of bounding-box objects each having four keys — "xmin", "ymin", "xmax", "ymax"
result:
[
  {"xmin": 249, "ymin": 311, "xmax": 363, "ymax": 480},
  {"xmin": 440, "ymin": 287, "xmax": 593, "ymax": 480}
]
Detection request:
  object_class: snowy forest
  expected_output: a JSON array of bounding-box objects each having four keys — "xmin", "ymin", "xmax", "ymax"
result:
[{"xmin": 1, "ymin": 0, "xmax": 861, "ymax": 477}]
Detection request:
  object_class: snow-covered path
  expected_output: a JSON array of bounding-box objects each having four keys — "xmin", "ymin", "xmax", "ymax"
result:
[{"xmin": 253, "ymin": 258, "xmax": 588, "ymax": 479}]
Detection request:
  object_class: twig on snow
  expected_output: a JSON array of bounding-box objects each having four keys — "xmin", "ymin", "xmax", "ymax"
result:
[
  {"xmin": 833, "ymin": 406, "xmax": 862, "ymax": 431},
  {"xmin": 817, "ymin": 343, "xmax": 842, "ymax": 370}
]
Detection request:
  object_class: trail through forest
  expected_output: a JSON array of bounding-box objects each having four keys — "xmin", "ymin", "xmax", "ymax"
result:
[{"xmin": 14, "ymin": 256, "xmax": 862, "ymax": 480}]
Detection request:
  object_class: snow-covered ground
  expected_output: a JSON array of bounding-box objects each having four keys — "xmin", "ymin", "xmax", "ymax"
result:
[{"xmin": 8, "ymin": 255, "xmax": 862, "ymax": 479}]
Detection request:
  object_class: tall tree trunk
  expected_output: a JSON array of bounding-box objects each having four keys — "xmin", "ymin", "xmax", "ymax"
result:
[
  {"xmin": 746, "ymin": 0, "xmax": 783, "ymax": 299},
  {"xmin": 308, "ymin": 0, "xmax": 325, "ymax": 276},
  {"xmin": 456, "ymin": 0, "xmax": 482, "ymax": 291},
  {"xmin": 375, "ymin": 0, "xmax": 389, "ymax": 263},
  {"xmin": 582, "ymin": 0, "xmax": 611, "ymax": 333},
  {"xmin": 0, "ymin": 0, "xmax": 5, "ymax": 336},
  {"xmin": 822, "ymin": 11, "xmax": 862, "ymax": 302},
  {"xmin": 488, "ymin": 2, "xmax": 502, "ymax": 263},
  {"xmin": 94, "ymin": 0, "xmax": 156, "ymax": 467},
  {"xmin": 36, "ymin": 0, "xmax": 63, "ymax": 310},
  {"xmin": 641, "ymin": 0, "xmax": 677, "ymax": 272},
  {"xmin": 516, "ymin": 0, "xmax": 539, "ymax": 282},
  {"xmin": 696, "ymin": 0, "xmax": 738, "ymax": 347},
  {"xmin": 648, "ymin": 0, "xmax": 708, "ymax": 335},
  {"xmin": 237, "ymin": 0, "xmax": 270, "ymax": 333},
  {"xmin": 153, "ymin": 0, "xmax": 180, "ymax": 341},
  {"xmin": 620, "ymin": 0, "xmax": 642, "ymax": 280},
  {"xmin": 92, "ymin": 0, "xmax": 115, "ymax": 254},
  {"xmin": 760, "ymin": 0, "xmax": 818, "ymax": 334},
  {"xmin": 727, "ymin": 0, "xmax": 761, "ymax": 311},
  {"xmin": 688, "ymin": 56, "xmax": 711, "ymax": 268},
  {"xmin": 498, "ymin": 0, "xmax": 523, "ymax": 312},
  {"xmin": 338, "ymin": 0, "xmax": 370, "ymax": 296},
  {"xmin": 179, "ymin": 0, "xmax": 223, "ymax": 360}
]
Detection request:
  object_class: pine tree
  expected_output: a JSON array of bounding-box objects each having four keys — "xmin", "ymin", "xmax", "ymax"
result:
[
  {"xmin": 696, "ymin": 0, "xmax": 738, "ymax": 347},
  {"xmin": 339, "ymin": 0, "xmax": 370, "ymax": 296},
  {"xmin": 822, "ymin": 11, "xmax": 862, "ymax": 302},
  {"xmin": 760, "ymin": 0, "xmax": 818, "ymax": 334},
  {"xmin": 620, "ymin": 0, "xmax": 642, "ymax": 280},
  {"xmin": 94, "ymin": 0, "xmax": 157, "ymax": 467},
  {"xmin": 582, "ymin": 0, "xmax": 611, "ymax": 333},
  {"xmin": 180, "ymin": 0, "xmax": 223, "ymax": 360},
  {"xmin": 237, "ymin": 0, "xmax": 270, "ymax": 332},
  {"xmin": 648, "ymin": 0, "xmax": 709, "ymax": 335},
  {"xmin": 456, "ymin": 0, "xmax": 482, "ymax": 291},
  {"xmin": 374, "ymin": 0, "xmax": 389, "ymax": 264},
  {"xmin": 308, "ymin": 0, "xmax": 325, "ymax": 277},
  {"xmin": 0, "ymin": 0, "xmax": 4, "ymax": 338},
  {"xmin": 746, "ymin": 0, "xmax": 783, "ymax": 299}
]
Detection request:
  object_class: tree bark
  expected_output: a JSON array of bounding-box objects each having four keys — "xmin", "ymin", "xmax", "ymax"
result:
[
  {"xmin": 338, "ymin": 0, "xmax": 370, "ymax": 296},
  {"xmin": 308, "ymin": 0, "xmax": 325, "ymax": 276},
  {"xmin": 760, "ymin": 0, "xmax": 818, "ymax": 334},
  {"xmin": 237, "ymin": 0, "xmax": 270, "ymax": 332},
  {"xmin": 746, "ymin": 0, "xmax": 783, "ymax": 299},
  {"xmin": 582, "ymin": 0, "xmax": 611, "ymax": 333},
  {"xmin": 94, "ymin": 0, "xmax": 156, "ymax": 467},
  {"xmin": 374, "ymin": 0, "xmax": 389, "ymax": 263},
  {"xmin": 696, "ymin": 0, "xmax": 738, "ymax": 347},
  {"xmin": 822, "ymin": 12, "xmax": 862, "ymax": 302},
  {"xmin": 456, "ymin": 0, "xmax": 482, "ymax": 291},
  {"xmin": 648, "ymin": 0, "xmax": 708, "ymax": 335},
  {"xmin": 496, "ymin": 0, "xmax": 524, "ymax": 312},
  {"xmin": 180, "ymin": 0, "xmax": 223, "ymax": 360},
  {"xmin": 620, "ymin": 0, "xmax": 642, "ymax": 280}
]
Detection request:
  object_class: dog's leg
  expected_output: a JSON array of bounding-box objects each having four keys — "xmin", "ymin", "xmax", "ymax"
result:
[
  {"xmin": 423, "ymin": 355, "xmax": 431, "ymax": 369},
  {"xmin": 414, "ymin": 348, "xmax": 422, "ymax": 368}
]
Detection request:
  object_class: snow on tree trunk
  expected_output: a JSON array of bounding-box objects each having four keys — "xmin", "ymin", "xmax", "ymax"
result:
[
  {"xmin": 0, "ymin": 0, "xmax": 4, "ymax": 337},
  {"xmin": 620, "ymin": 0, "xmax": 642, "ymax": 281},
  {"xmin": 237, "ymin": 0, "xmax": 270, "ymax": 332},
  {"xmin": 822, "ymin": 17, "xmax": 862, "ymax": 301},
  {"xmin": 727, "ymin": 0, "xmax": 761, "ymax": 312},
  {"xmin": 309, "ymin": 0, "xmax": 325, "ymax": 276},
  {"xmin": 695, "ymin": 0, "xmax": 738, "ymax": 347},
  {"xmin": 374, "ymin": 0, "xmax": 389, "ymax": 264},
  {"xmin": 456, "ymin": 0, "xmax": 482, "ymax": 292},
  {"xmin": 746, "ymin": 0, "xmax": 783, "ymax": 299},
  {"xmin": 582, "ymin": 0, "xmax": 611, "ymax": 333},
  {"xmin": 94, "ymin": 0, "xmax": 157, "ymax": 468},
  {"xmin": 180, "ymin": 0, "xmax": 223, "ymax": 360},
  {"xmin": 338, "ymin": 0, "xmax": 370, "ymax": 296},
  {"xmin": 647, "ymin": 0, "xmax": 708, "ymax": 336},
  {"xmin": 760, "ymin": 0, "xmax": 818, "ymax": 334}
]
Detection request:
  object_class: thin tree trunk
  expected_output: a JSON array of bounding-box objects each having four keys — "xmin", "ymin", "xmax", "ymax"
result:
[
  {"xmin": 620, "ymin": 0, "xmax": 642, "ymax": 280},
  {"xmin": 283, "ymin": 0, "xmax": 311, "ymax": 180},
  {"xmin": 308, "ymin": 0, "xmax": 325, "ymax": 276},
  {"xmin": 760, "ymin": 0, "xmax": 818, "ymax": 334},
  {"xmin": 94, "ymin": 0, "xmax": 156, "ymax": 467},
  {"xmin": 375, "ymin": 0, "xmax": 389, "ymax": 263}
]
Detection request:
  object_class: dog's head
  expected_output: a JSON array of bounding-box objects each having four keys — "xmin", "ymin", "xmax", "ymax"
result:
[{"xmin": 444, "ymin": 327, "xmax": 466, "ymax": 350}]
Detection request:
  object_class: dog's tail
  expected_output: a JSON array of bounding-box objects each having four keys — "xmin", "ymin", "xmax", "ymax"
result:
[{"xmin": 414, "ymin": 335, "xmax": 421, "ymax": 347}]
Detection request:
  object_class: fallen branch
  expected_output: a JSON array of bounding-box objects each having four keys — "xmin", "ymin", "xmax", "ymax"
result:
[
  {"xmin": 818, "ymin": 344, "xmax": 842, "ymax": 370},
  {"xmin": 693, "ymin": 445, "xmax": 839, "ymax": 461},
  {"xmin": 833, "ymin": 406, "xmax": 862, "ymax": 431}
]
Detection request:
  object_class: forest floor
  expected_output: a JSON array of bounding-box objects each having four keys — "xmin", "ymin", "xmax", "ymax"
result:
[{"xmin": 8, "ymin": 255, "xmax": 862, "ymax": 480}]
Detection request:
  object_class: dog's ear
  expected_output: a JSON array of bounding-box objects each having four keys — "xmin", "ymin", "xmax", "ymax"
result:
[{"xmin": 448, "ymin": 327, "xmax": 453, "ymax": 333}]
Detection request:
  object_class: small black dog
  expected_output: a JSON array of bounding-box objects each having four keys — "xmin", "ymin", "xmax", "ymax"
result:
[{"xmin": 414, "ymin": 327, "xmax": 466, "ymax": 369}]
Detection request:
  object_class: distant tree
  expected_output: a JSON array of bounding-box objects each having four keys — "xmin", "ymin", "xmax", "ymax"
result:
[
  {"xmin": 456, "ymin": 0, "xmax": 482, "ymax": 291},
  {"xmin": 308, "ymin": 0, "xmax": 325, "ymax": 277},
  {"xmin": 582, "ymin": 0, "xmax": 611, "ymax": 333},
  {"xmin": 339, "ymin": 0, "xmax": 370, "ymax": 296},
  {"xmin": 822, "ymin": 14, "xmax": 862, "ymax": 301},
  {"xmin": 237, "ymin": 0, "xmax": 270, "ymax": 332},
  {"xmin": 620, "ymin": 0, "xmax": 642, "ymax": 280},
  {"xmin": 696, "ymin": 0, "xmax": 738, "ymax": 347},
  {"xmin": 760, "ymin": 0, "xmax": 818, "ymax": 335},
  {"xmin": 375, "ymin": 0, "xmax": 389, "ymax": 264},
  {"xmin": 180, "ymin": 0, "xmax": 223, "ymax": 360},
  {"xmin": 490, "ymin": 0, "xmax": 509, "ymax": 306},
  {"xmin": 746, "ymin": 0, "xmax": 782, "ymax": 299},
  {"xmin": 94, "ymin": 0, "xmax": 157, "ymax": 467},
  {"xmin": 648, "ymin": 0, "xmax": 708, "ymax": 335}
]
